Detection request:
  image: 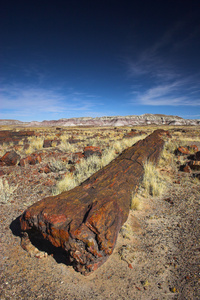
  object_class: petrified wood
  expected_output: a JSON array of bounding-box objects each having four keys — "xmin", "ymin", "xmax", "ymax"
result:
[
  {"xmin": 0, "ymin": 130, "xmax": 35, "ymax": 145},
  {"xmin": 19, "ymin": 129, "xmax": 169, "ymax": 275}
]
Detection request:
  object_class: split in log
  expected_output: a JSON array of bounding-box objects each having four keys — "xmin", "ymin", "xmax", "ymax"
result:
[{"xmin": 19, "ymin": 129, "xmax": 170, "ymax": 275}]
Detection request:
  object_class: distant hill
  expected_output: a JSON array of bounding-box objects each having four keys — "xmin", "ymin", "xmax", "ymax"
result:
[{"xmin": 0, "ymin": 114, "xmax": 199, "ymax": 127}]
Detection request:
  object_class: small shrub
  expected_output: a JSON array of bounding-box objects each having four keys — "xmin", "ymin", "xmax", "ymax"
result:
[
  {"xmin": 0, "ymin": 178, "xmax": 17, "ymax": 203},
  {"xmin": 118, "ymin": 244, "xmax": 135, "ymax": 264},
  {"xmin": 74, "ymin": 155, "xmax": 102, "ymax": 183},
  {"xmin": 142, "ymin": 161, "xmax": 166, "ymax": 197},
  {"xmin": 101, "ymin": 148, "xmax": 117, "ymax": 166},
  {"xmin": 52, "ymin": 173, "xmax": 77, "ymax": 195},
  {"xmin": 49, "ymin": 158, "xmax": 67, "ymax": 172},
  {"xmin": 58, "ymin": 139, "xmax": 76, "ymax": 152},
  {"xmin": 52, "ymin": 135, "xmax": 146, "ymax": 195},
  {"xmin": 159, "ymin": 140, "xmax": 178, "ymax": 169},
  {"xmin": 130, "ymin": 192, "xmax": 142, "ymax": 210},
  {"xmin": 112, "ymin": 134, "xmax": 147, "ymax": 154},
  {"xmin": 25, "ymin": 137, "xmax": 44, "ymax": 154}
]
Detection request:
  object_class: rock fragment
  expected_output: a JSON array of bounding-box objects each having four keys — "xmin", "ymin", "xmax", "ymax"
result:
[
  {"xmin": 83, "ymin": 146, "xmax": 102, "ymax": 158},
  {"xmin": 0, "ymin": 150, "xmax": 21, "ymax": 166}
]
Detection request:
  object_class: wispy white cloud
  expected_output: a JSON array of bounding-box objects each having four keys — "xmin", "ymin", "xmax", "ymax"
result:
[
  {"xmin": 127, "ymin": 19, "xmax": 200, "ymax": 107},
  {"xmin": 131, "ymin": 80, "xmax": 200, "ymax": 106},
  {"xmin": 0, "ymin": 84, "xmax": 100, "ymax": 121}
]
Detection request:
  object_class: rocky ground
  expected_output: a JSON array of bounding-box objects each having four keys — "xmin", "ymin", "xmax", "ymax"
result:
[{"xmin": 0, "ymin": 126, "xmax": 200, "ymax": 299}]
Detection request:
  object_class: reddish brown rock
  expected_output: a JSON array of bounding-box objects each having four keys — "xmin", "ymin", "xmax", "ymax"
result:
[
  {"xmin": 0, "ymin": 130, "xmax": 35, "ymax": 145},
  {"xmin": 194, "ymin": 173, "xmax": 200, "ymax": 180},
  {"xmin": 175, "ymin": 145, "xmax": 198, "ymax": 156},
  {"xmin": 183, "ymin": 164, "xmax": 192, "ymax": 173},
  {"xmin": 195, "ymin": 151, "xmax": 200, "ymax": 161},
  {"xmin": 19, "ymin": 130, "xmax": 169, "ymax": 275},
  {"xmin": 69, "ymin": 165, "xmax": 76, "ymax": 173},
  {"xmin": 83, "ymin": 146, "xmax": 102, "ymax": 158},
  {"xmin": 175, "ymin": 146, "xmax": 190, "ymax": 155},
  {"xmin": 43, "ymin": 139, "xmax": 53, "ymax": 148},
  {"xmin": 0, "ymin": 170, "xmax": 5, "ymax": 176},
  {"xmin": 23, "ymin": 143, "xmax": 30, "ymax": 150},
  {"xmin": 44, "ymin": 179, "xmax": 54, "ymax": 186},
  {"xmin": 188, "ymin": 160, "xmax": 200, "ymax": 171},
  {"xmin": 123, "ymin": 129, "xmax": 146, "ymax": 139},
  {"xmin": 0, "ymin": 150, "xmax": 21, "ymax": 166},
  {"xmin": 19, "ymin": 154, "xmax": 42, "ymax": 167},
  {"xmin": 39, "ymin": 166, "xmax": 51, "ymax": 174},
  {"xmin": 72, "ymin": 152, "xmax": 84, "ymax": 164},
  {"xmin": 43, "ymin": 139, "xmax": 60, "ymax": 148},
  {"xmin": 19, "ymin": 156, "xmax": 33, "ymax": 167},
  {"xmin": 73, "ymin": 152, "xmax": 84, "ymax": 160}
]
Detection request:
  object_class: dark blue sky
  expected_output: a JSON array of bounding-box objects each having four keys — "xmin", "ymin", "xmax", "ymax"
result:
[{"xmin": 1, "ymin": 0, "xmax": 200, "ymax": 121}]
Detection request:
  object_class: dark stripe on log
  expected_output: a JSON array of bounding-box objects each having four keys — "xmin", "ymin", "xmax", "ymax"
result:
[{"xmin": 19, "ymin": 129, "xmax": 170, "ymax": 275}]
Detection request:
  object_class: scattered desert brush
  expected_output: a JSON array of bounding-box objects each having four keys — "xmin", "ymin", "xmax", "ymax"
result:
[
  {"xmin": 130, "ymin": 192, "xmax": 142, "ymax": 210},
  {"xmin": 25, "ymin": 136, "xmax": 44, "ymax": 154},
  {"xmin": 52, "ymin": 154, "xmax": 104, "ymax": 195},
  {"xmin": 48, "ymin": 158, "xmax": 68, "ymax": 172},
  {"xmin": 112, "ymin": 134, "xmax": 146, "ymax": 154},
  {"xmin": 58, "ymin": 137, "xmax": 77, "ymax": 153},
  {"xmin": 53, "ymin": 134, "xmax": 147, "ymax": 195},
  {"xmin": 159, "ymin": 139, "xmax": 178, "ymax": 169},
  {"xmin": 0, "ymin": 178, "xmax": 17, "ymax": 204},
  {"xmin": 142, "ymin": 160, "xmax": 166, "ymax": 197}
]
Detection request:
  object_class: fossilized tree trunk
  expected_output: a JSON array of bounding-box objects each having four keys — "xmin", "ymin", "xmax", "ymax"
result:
[{"xmin": 19, "ymin": 129, "xmax": 170, "ymax": 275}]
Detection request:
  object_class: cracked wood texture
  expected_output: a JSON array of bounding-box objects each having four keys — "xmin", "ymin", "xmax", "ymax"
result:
[{"xmin": 19, "ymin": 129, "xmax": 170, "ymax": 275}]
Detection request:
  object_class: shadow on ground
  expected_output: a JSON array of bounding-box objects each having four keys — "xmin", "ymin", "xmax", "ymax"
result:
[{"xmin": 10, "ymin": 216, "xmax": 72, "ymax": 266}]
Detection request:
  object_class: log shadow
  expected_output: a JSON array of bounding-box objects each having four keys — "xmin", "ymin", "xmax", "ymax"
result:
[{"xmin": 10, "ymin": 216, "xmax": 72, "ymax": 267}]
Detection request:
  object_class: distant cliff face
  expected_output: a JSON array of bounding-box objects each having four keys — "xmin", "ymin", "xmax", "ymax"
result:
[{"xmin": 0, "ymin": 114, "xmax": 199, "ymax": 127}]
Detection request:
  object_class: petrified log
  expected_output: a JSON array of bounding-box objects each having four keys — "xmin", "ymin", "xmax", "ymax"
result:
[
  {"xmin": 0, "ymin": 130, "xmax": 35, "ymax": 145},
  {"xmin": 19, "ymin": 129, "xmax": 170, "ymax": 275}
]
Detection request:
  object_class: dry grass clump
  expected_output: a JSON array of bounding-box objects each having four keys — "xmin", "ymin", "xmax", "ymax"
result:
[
  {"xmin": 0, "ymin": 142, "xmax": 15, "ymax": 156},
  {"xmin": 0, "ymin": 178, "xmax": 17, "ymax": 203},
  {"xmin": 52, "ymin": 151, "xmax": 117, "ymax": 195},
  {"xmin": 0, "ymin": 146, "xmax": 5, "ymax": 157},
  {"xmin": 48, "ymin": 158, "xmax": 68, "ymax": 172},
  {"xmin": 25, "ymin": 137, "xmax": 44, "ymax": 154},
  {"xmin": 118, "ymin": 244, "xmax": 135, "ymax": 264},
  {"xmin": 130, "ymin": 193, "xmax": 142, "ymax": 210},
  {"xmin": 58, "ymin": 136, "xmax": 77, "ymax": 153},
  {"xmin": 159, "ymin": 139, "xmax": 178, "ymax": 169},
  {"xmin": 142, "ymin": 160, "xmax": 166, "ymax": 197},
  {"xmin": 52, "ymin": 173, "xmax": 77, "ymax": 194},
  {"xmin": 176, "ymin": 135, "xmax": 200, "ymax": 143},
  {"xmin": 52, "ymin": 154, "xmax": 104, "ymax": 195},
  {"xmin": 130, "ymin": 140, "xmax": 173, "ymax": 209},
  {"xmin": 53, "ymin": 134, "xmax": 147, "ymax": 195},
  {"xmin": 112, "ymin": 134, "xmax": 147, "ymax": 154}
]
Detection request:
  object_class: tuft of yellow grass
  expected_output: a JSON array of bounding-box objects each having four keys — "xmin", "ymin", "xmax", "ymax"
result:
[
  {"xmin": 48, "ymin": 158, "xmax": 67, "ymax": 172},
  {"xmin": 58, "ymin": 137, "xmax": 77, "ymax": 153},
  {"xmin": 142, "ymin": 160, "xmax": 166, "ymax": 197},
  {"xmin": 130, "ymin": 192, "xmax": 142, "ymax": 210},
  {"xmin": 52, "ymin": 134, "xmax": 150, "ymax": 196},
  {"xmin": 25, "ymin": 136, "xmax": 44, "ymax": 154},
  {"xmin": 52, "ymin": 173, "xmax": 77, "ymax": 195},
  {"xmin": 0, "ymin": 178, "xmax": 18, "ymax": 203}
]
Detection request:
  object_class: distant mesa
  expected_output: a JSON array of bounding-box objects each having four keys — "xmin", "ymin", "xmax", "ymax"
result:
[{"xmin": 0, "ymin": 114, "xmax": 199, "ymax": 127}]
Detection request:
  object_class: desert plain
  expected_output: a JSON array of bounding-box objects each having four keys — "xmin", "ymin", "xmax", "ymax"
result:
[{"xmin": 0, "ymin": 124, "xmax": 200, "ymax": 299}]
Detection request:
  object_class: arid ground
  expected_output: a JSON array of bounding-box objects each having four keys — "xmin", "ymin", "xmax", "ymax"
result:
[{"xmin": 0, "ymin": 125, "xmax": 200, "ymax": 299}]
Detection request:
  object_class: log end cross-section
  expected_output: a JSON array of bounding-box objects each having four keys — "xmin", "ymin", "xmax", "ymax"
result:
[{"xmin": 19, "ymin": 129, "xmax": 170, "ymax": 275}]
